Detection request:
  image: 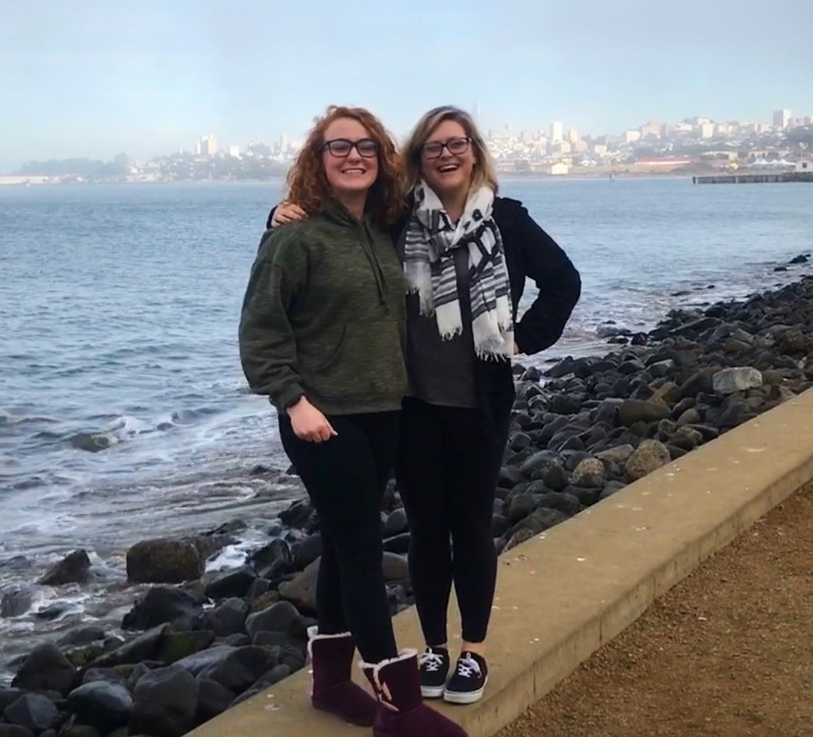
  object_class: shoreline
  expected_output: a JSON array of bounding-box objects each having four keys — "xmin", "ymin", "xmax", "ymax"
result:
[{"xmin": 2, "ymin": 267, "xmax": 813, "ymax": 735}]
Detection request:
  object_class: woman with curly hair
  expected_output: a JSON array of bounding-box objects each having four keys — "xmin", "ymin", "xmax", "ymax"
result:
[{"xmin": 240, "ymin": 106, "xmax": 467, "ymax": 737}]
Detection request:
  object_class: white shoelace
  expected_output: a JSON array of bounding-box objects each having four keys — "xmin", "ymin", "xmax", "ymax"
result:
[
  {"xmin": 419, "ymin": 651, "xmax": 446, "ymax": 673},
  {"xmin": 455, "ymin": 654, "xmax": 482, "ymax": 679}
]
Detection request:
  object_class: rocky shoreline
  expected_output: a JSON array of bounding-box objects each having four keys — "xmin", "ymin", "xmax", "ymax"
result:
[{"xmin": 1, "ymin": 266, "xmax": 812, "ymax": 737}]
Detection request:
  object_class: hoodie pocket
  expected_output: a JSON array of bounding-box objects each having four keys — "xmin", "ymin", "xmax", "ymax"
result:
[{"xmin": 310, "ymin": 319, "xmax": 407, "ymax": 402}]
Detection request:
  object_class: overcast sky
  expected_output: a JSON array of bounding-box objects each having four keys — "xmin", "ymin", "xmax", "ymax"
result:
[{"xmin": 2, "ymin": 0, "xmax": 811, "ymax": 169}]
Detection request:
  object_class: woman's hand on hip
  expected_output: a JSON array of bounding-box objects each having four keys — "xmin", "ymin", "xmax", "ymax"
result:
[
  {"xmin": 271, "ymin": 201, "xmax": 308, "ymax": 228},
  {"xmin": 287, "ymin": 398, "xmax": 337, "ymax": 443}
]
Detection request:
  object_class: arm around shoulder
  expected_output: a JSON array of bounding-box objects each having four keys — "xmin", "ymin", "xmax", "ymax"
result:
[{"xmin": 510, "ymin": 203, "xmax": 581, "ymax": 355}]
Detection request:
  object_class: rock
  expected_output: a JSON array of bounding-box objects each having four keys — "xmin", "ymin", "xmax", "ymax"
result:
[
  {"xmin": 677, "ymin": 368, "xmax": 715, "ymax": 399},
  {"xmin": 1, "ymin": 586, "xmax": 35, "ymax": 618},
  {"xmin": 788, "ymin": 253, "xmax": 809, "ymax": 264},
  {"xmin": 718, "ymin": 400, "xmax": 757, "ymax": 429},
  {"xmin": 247, "ymin": 539, "xmax": 292, "ymax": 579},
  {"xmin": 543, "ymin": 464, "xmax": 570, "ymax": 492},
  {"xmin": 676, "ymin": 407, "xmax": 701, "ymax": 425},
  {"xmin": 11, "ymin": 644, "xmax": 76, "ymax": 696},
  {"xmin": 277, "ymin": 559, "xmax": 319, "ymax": 612},
  {"xmin": 0, "ymin": 726, "xmax": 36, "ymax": 737},
  {"xmin": 550, "ymin": 394, "xmax": 582, "ymax": 415},
  {"xmin": 199, "ymin": 646, "xmax": 278, "ymax": 692},
  {"xmin": 121, "ymin": 587, "xmax": 202, "ymax": 630},
  {"xmin": 381, "ymin": 509, "xmax": 409, "ymax": 538},
  {"xmin": 55, "ymin": 726, "xmax": 99, "ymax": 737},
  {"xmin": 80, "ymin": 668, "xmax": 128, "ymax": 687},
  {"xmin": 156, "ymin": 630, "xmax": 216, "ymax": 664},
  {"xmin": 126, "ymin": 539, "xmax": 204, "ymax": 584},
  {"xmin": 289, "ymin": 535, "xmax": 323, "ymax": 571},
  {"xmin": 0, "ymin": 690, "xmax": 27, "ymax": 714},
  {"xmin": 625, "ymin": 440, "xmax": 671, "ymax": 482},
  {"xmin": 278, "ymin": 499, "xmax": 314, "ymax": 530},
  {"xmin": 2, "ymin": 694, "xmax": 58, "ymax": 734},
  {"xmin": 244, "ymin": 601, "xmax": 301, "ymax": 641},
  {"xmin": 503, "ymin": 528, "xmax": 535, "ymax": 552},
  {"xmin": 618, "ymin": 400, "xmax": 670, "ymax": 427},
  {"xmin": 204, "ymin": 598, "xmax": 249, "ymax": 638},
  {"xmin": 382, "ymin": 532, "xmax": 411, "ymax": 555},
  {"xmin": 518, "ymin": 450, "xmax": 562, "ymax": 477},
  {"xmin": 506, "ymin": 494, "xmax": 536, "ymax": 524},
  {"xmin": 173, "ymin": 646, "xmax": 236, "ymax": 676},
  {"xmin": 778, "ymin": 328, "xmax": 809, "ymax": 355},
  {"xmin": 600, "ymin": 481, "xmax": 628, "ymax": 500},
  {"xmin": 129, "ymin": 665, "xmax": 199, "ymax": 737},
  {"xmin": 497, "ymin": 465, "xmax": 525, "ymax": 489},
  {"xmin": 595, "ymin": 444, "xmax": 635, "ymax": 464},
  {"xmin": 668, "ymin": 426, "xmax": 704, "ymax": 451},
  {"xmin": 255, "ymin": 663, "xmax": 291, "ymax": 686},
  {"xmin": 196, "ymin": 679, "xmax": 235, "ymax": 722},
  {"xmin": 204, "ymin": 567, "xmax": 256, "ymax": 600},
  {"xmin": 38, "ymin": 550, "xmax": 91, "ymax": 586},
  {"xmin": 508, "ymin": 432, "xmax": 532, "ymax": 451},
  {"xmin": 57, "ymin": 627, "xmax": 106, "ymax": 648},
  {"xmin": 571, "ymin": 458, "xmax": 605, "ymax": 488},
  {"xmin": 66, "ymin": 682, "xmax": 132, "ymax": 733},
  {"xmin": 712, "ymin": 367, "xmax": 763, "ymax": 395},
  {"xmin": 382, "ymin": 552, "xmax": 409, "ymax": 581},
  {"xmin": 87, "ymin": 624, "xmax": 169, "ymax": 668}
]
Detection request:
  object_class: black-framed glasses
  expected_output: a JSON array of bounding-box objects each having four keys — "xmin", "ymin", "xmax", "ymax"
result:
[
  {"xmin": 322, "ymin": 138, "xmax": 380, "ymax": 158},
  {"xmin": 421, "ymin": 136, "xmax": 471, "ymax": 160}
]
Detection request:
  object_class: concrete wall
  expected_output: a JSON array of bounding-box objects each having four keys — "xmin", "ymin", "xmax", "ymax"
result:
[{"xmin": 188, "ymin": 387, "xmax": 813, "ymax": 737}]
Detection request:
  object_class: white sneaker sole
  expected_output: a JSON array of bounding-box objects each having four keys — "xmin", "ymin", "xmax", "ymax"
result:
[
  {"xmin": 420, "ymin": 684, "xmax": 446, "ymax": 699},
  {"xmin": 442, "ymin": 677, "xmax": 487, "ymax": 705}
]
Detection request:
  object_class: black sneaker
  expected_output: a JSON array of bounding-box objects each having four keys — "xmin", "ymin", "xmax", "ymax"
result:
[
  {"xmin": 443, "ymin": 651, "xmax": 488, "ymax": 704},
  {"xmin": 418, "ymin": 646, "xmax": 450, "ymax": 698}
]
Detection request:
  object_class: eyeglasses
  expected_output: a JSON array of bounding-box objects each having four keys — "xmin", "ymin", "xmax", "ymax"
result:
[
  {"xmin": 322, "ymin": 138, "xmax": 380, "ymax": 158},
  {"xmin": 421, "ymin": 136, "xmax": 472, "ymax": 160}
]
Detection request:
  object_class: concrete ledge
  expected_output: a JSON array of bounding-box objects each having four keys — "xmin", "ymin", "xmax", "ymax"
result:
[{"xmin": 188, "ymin": 387, "xmax": 813, "ymax": 737}]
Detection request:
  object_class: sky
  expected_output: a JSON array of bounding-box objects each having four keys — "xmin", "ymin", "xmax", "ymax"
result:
[{"xmin": 1, "ymin": 0, "xmax": 812, "ymax": 171}]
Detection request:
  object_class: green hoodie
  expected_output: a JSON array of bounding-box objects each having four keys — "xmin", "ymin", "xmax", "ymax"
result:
[{"xmin": 239, "ymin": 201, "xmax": 407, "ymax": 415}]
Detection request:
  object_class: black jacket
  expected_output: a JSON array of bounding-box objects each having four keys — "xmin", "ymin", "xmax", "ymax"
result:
[{"xmin": 266, "ymin": 196, "xmax": 581, "ymax": 416}]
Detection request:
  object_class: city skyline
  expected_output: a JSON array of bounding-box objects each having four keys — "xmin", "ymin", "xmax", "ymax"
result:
[
  {"xmin": 3, "ymin": 0, "xmax": 812, "ymax": 170},
  {"xmin": 8, "ymin": 106, "xmax": 811, "ymax": 174}
]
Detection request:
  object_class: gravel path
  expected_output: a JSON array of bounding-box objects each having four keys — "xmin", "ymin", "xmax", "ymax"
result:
[{"xmin": 497, "ymin": 480, "xmax": 813, "ymax": 737}]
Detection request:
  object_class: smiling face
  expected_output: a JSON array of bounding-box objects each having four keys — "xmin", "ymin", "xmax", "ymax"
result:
[
  {"xmin": 321, "ymin": 117, "xmax": 379, "ymax": 199},
  {"xmin": 419, "ymin": 119, "xmax": 477, "ymax": 200}
]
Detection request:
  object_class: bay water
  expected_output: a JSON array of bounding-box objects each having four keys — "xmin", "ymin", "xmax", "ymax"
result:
[{"xmin": 0, "ymin": 177, "xmax": 810, "ymax": 670}]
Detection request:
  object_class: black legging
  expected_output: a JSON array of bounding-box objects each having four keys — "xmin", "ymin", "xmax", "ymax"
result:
[
  {"xmin": 396, "ymin": 397, "xmax": 511, "ymax": 646},
  {"xmin": 279, "ymin": 410, "xmax": 400, "ymax": 664}
]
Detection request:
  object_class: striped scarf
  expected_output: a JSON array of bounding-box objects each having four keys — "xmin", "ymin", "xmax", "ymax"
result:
[{"xmin": 403, "ymin": 181, "xmax": 514, "ymax": 359}]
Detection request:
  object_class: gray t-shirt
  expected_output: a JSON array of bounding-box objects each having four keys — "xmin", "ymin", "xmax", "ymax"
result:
[{"xmin": 404, "ymin": 247, "xmax": 479, "ymax": 408}]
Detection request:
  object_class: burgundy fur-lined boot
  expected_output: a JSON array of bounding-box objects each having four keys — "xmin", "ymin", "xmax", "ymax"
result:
[
  {"xmin": 308, "ymin": 627, "xmax": 377, "ymax": 726},
  {"xmin": 361, "ymin": 650, "xmax": 469, "ymax": 737}
]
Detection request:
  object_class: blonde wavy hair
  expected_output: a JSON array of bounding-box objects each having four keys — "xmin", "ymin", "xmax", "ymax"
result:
[
  {"xmin": 286, "ymin": 106, "xmax": 404, "ymax": 226},
  {"xmin": 401, "ymin": 106, "xmax": 498, "ymax": 194}
]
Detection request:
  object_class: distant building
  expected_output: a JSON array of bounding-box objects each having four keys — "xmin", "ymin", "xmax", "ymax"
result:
[
  {"xmin": 699, "ymin": 123, "xmax": 715, "ymax": 139},
  {"xmin": 624, "ymin": 130, "xmax": 642, "ymax": 143},
  {"xmin": 549, "ymin": 121, "xmax": 564, "ymax": 143},
  {"xmin": 773, "ymin": 109, "xmax": 792, "ymax": 129},
  {"xmin": 199, "ymin": 134, "xmax": 218, "ymax": 156},
  {"xmin": 227, "ymin": 145, "xmax": 241, "ymax": 157},
  {"xmin": 796, "ymin": 159, "xmax": 812, "ymax": 173},
  {"xmin": 549, "ymin": 162, "xmax": 570, "ymax": 175},
  {"xmin": 567, "ymin": 127, "xmax": 579, "ymax": 143},
  {"xmin": 639, "ymin": 120, "xmax": 663, "ymax": 139}
]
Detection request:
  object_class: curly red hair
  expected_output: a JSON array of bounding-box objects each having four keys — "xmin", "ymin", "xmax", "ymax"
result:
[{"xmin": 286, "ymin": 106, "xmax": 404, "ymax": 227}]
